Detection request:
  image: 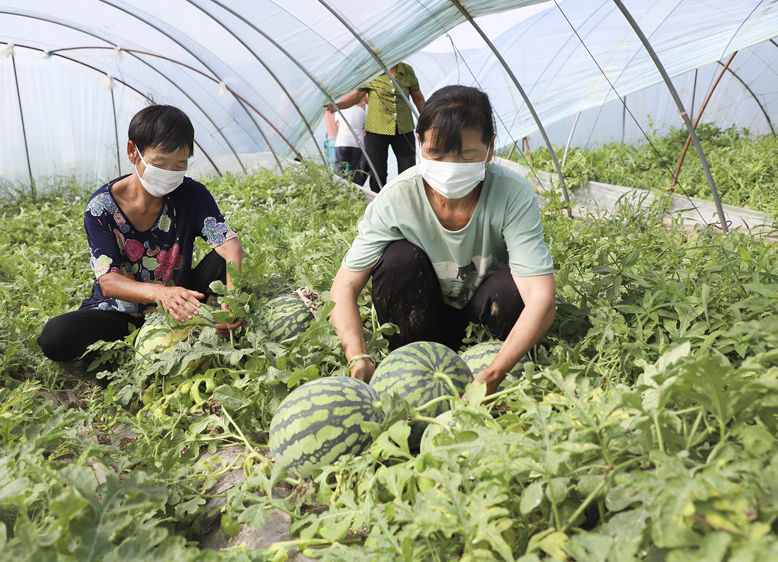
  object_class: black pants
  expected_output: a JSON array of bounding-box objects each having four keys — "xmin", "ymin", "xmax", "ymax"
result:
[
  {"xmin": 335, "ymin": 146, "xmax": 368, "ymax": 186},
  {"xmin": 372, "ymin": 240, "xmax": 525, "ymax": 351},
  {"xmin": 37, "ymin": 250, "xmax": 227, "ymax": 364},
  {"xmin": 365, "ymin": 131, "xmax": 416, "ymax": 193}
]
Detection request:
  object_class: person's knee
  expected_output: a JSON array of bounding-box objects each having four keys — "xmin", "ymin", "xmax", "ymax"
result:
[
  {"xmin": 377, "ymin": 240, "xmax": 430, "ymax": 272},
  {"xmin": 38, "ymin": 316, "xmax": 77, "ymax": 361},
  {"xmin": 470, "ymin": 269, "xmax": 525, "ymax": 339}
]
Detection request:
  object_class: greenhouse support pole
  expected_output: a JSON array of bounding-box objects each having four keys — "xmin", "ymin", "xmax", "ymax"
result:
[
  {"xmin": 317, "ymin": 0, "xmax": 420, "ymax": 121},
  {"xmin": 716, "ymin": 63, "xmax": 774, "ymax": 136},
  {"xmin": 183, "ymin": 0, "xmax": 326, "ymax": 166},
  {"xmin": 208, "ymin": 0, "xmax": 383, "ymax": 189},
  {"xmin": 613, "ymin": 0, "xmax": 728, "ymax": 233},
  {"xmin": 671, "ymin": 52, "xmax": 736, "ymax": 188},
  {"xmin": 507, "ymin": 141, "xmax": 518, "ymax": 161},
  {"xmin": 621, "ymin": 96, "xmax": 627, "ymax": 146},
  {"xmin": 449, "ymin": 0, "xmax": 572, "ymax": 217},
  {"xmin": 10, "ymin": 51, "xmax": 35, "ymax": 200},
  {"xmin": 94, "ymin": 0, "xmax": 256, "ymax": 172},
  {"xmin": 1, "ymin": 9, "xmax": 245, "ymax": 173},
  {"xmin": 110, "ymin": 87, "xmax": 122, "ymax": 176},
  {"xmin": 690, "ymin": 69, "xmax": 698, "ymax": 122},
  {"xmin": 562, "ymin": 111, "xmax": 581, "ymax": 167},
  {"xmin": 3, "ymin": 42, "xmax": 223, "ymax": 178}
]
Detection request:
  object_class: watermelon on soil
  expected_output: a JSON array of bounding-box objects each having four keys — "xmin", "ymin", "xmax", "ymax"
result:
[
  {"xmin": 369, "ymin": 341, "xmax": 472, "ymax": 448},
  {"xmin": 269, "ymin": 376, "xmax": 383, "ymax": 478},
  {"xmin": 459, "ymin": 340, "xmax": 527, "ymax": 389},
  {"xmin": 134, "ymin": 303, "xmax": 218, "ymax": 362},
  {"xmin": 261, "ymin": 293, "xmax": 314, "ymax": 342}
]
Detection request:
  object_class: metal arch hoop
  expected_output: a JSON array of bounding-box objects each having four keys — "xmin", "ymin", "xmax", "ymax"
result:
[
  {"xmin": 612, "ymin": 0, "xmax": 728, "ymax": 234},
  {"xmin": 9, "ymin": 51, "xmax": 35, "ymax": 198},
  {"xmin": 0, "ymin": 10, "xmax": 241, "ymax": 175},
  {"xmin": 208, "ymin": 0, "xmax": 384, "ymax": 189},
  {"xmin": 715, "ymin": 61, "xmax": 775, "ymax": 136},
  {"xmin": 95, "ymin": 0, "xmax": 266, "ymax": 173},
  {"xmin": 184, "ymin": 0, "xmax": 327, "ymax": 167},
  {"xmin": 316, "ymin": 0, "xmax": 420, "ymax": 120},
  {"xmin": 110, "ymin": 86, "xmax": 121, "ymax": 175},
  {"xmin": 47, "ymin": 46, "xmax": 301, "ymax": 168},
  {"xmin": 97, "ymin": 0, "xmax": 303, "ymax": 168},
  {"xmin": 2, "ymin": 42, "xmax": 223, "ymax": 177},
  {"xmin": 671, "ymin": 52, "xmax": 737, "ymax": 189},
  {"xmin": 448, "ymin": 0, "xmax": 573, "ymax": 217}
]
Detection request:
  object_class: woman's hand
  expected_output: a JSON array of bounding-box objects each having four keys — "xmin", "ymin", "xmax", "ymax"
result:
[
  {"xmin": 322, "ymin": 91, "xmax": 366, "ymax": 114},
  {"xmin": 349, "ymin": 357, "xmax": 376, "ymax": 384},
  {"xmin": 470, "ymin": 369, "xmax": 503, "ymax": 398},
  {"xmin": 157, "ymin": 285, "xmax": 205, "ymax": 322},
  {"xmin": 215, "ymin": 302, "xmax": 244, "ymax": 339}
]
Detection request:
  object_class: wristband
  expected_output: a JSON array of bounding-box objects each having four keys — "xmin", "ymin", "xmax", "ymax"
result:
[{"xmin": 347, "ymin": 354, "xmax": 375, "ymax": 369}]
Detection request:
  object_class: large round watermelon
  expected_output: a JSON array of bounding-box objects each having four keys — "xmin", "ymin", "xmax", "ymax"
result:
[
  {"xmin": 460, "ymin": 341, "xmax": 527, "ymax": 390},
  {"xmin": 369, "ymin": 341, "xmax": 472, "ymax": 448},
  {"xmin": 261, "ymin": 293, "xmax": 313, "ymax": 342},
  {"xmin": 270, "ymin": 377, "xmax": 383, "ymax": 478}
]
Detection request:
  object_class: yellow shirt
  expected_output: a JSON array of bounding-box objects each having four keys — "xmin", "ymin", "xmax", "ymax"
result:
[{"xmin": 358, "ymin": 63, "xmax": 420, "ymax": 135}]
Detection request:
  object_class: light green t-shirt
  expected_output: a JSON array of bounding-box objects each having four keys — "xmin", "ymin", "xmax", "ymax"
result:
[{"xmin": 341, "ymin": 163, "xmax": 554, "ymax": 309}]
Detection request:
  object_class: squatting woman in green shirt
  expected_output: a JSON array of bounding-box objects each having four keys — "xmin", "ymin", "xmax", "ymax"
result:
[{"xmin": 330, "ymin": 85, "xmax": 557, "ymax": 396}]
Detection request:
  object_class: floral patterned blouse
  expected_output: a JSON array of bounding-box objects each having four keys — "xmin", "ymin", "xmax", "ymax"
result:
[{"xmin": 81, "ymin": 175, "xmax": 237, "ymax": 316}]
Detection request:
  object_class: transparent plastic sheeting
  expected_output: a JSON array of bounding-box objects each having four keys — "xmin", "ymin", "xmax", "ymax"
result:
[
  {"xmin": 0, "ymin": 0, "xmax": 544, "ymax": 190},
  {"xmin": 435, "ymin": 0, "xmax": 778, "ymax": 155},
  {"xmin": 3, "ymin": 1, "xmax": 778, "ymax": 191}
]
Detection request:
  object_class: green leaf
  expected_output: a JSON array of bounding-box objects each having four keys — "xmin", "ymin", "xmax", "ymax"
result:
[
  {"xmin": 520, "ymin": 481, "xmax": 544, "ymax": 515},
  {"xmin": 238, "ymin": 504, "xmax": 270, "ymax": 530},
  {"xmin": 371, "ymin": 420, "xmax": 412, "ymax": 460},
  {"xmin": 213, "ymin": 385, "xmax": 250, "ymax": 412}
]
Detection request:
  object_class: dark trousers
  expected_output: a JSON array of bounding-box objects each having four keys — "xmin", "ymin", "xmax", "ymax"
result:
[
  {"xmin": 365, "ymin": 131, "xmax": 417, "ymax": 193},
  {"xmin": 372, "ymin": 240, "xmax": 525, "ymax": 351},
  {"xmin": 37, "ymin": 250, "xmax": 226, "ymax": 364},
  {"xmin": 335, "ymin": 146, "xmax": 368, "ymax": 186}
]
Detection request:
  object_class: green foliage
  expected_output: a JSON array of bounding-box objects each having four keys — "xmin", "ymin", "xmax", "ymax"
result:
[
  {"xmin": 4, "ymin": 158, "xmax": 778, "ymax": 560},
  {"xmin": 511, "ymin": 123, "xmax": 778, "ymax": 218}
]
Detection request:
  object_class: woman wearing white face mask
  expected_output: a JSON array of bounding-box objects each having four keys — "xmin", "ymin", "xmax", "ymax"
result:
[
  {"xmin": 38, "ymin": 105, "xmax": 246, "ymax": 381},
  {"xmin": 330, "ymin": 85, "xmax": 556, "ymax": 396}
]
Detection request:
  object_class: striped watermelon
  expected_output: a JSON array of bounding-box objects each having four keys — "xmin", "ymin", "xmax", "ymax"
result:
[
  {"xmin": 460, "ymin": 341, "xmax": 527, "ymax": 390},
  {"xmin": 134, "ymin": 304, "xmax": 218, "ymax": 362},
  {"xmin": 261, "ymin": 293, "xmax": 313, "ymax": 342},
  {"xmin": 369, "ymin": 341, "xmax": 472, "ymax": 448},
  {"xmin": 269, "ymin": 377, "xmax": 383, "ymax": 478}
]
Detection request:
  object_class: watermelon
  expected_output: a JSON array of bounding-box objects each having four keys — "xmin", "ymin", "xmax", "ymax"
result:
[
  {"xmin": 270, "ymin": 377, "xmax": 383, "ymax": 478},
  {"xmin": 134, "ymin": 303, "xmax": 218, "ymax": 362},
  {"xmin": 369, "ymin": 341, "xmax": 472, "ymax": 448},
  {"xmin": 460, "ymin": 341, "xmax": 527, "ymax": 390},
  {"xmin": 261, "ymin": 293, "xmax": 313, "ymax": 342}
]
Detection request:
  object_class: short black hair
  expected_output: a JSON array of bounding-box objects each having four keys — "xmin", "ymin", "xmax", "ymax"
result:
[
  {"xmin": 128, "ymin": 105, "xmax": 195, "ymax": 157},
  {"xmin": 416, "ymin": 85, "xmax": 495, "ymax": 154}
]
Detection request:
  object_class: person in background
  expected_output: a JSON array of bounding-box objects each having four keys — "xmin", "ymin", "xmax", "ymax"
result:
[
  {"xmin": 334, "ymin": 96, "xmax": 368, "ymax": 186},
  {"xmin": 37, "ymin": 105, "xmax": 245, "ymax": 380},
  {"xmin": 325, "ymin": 62, "xmax": 425, "ymax": 193},
  {"xmin": 323, "ymin": 110, "xmax": 338, "ymax": 170},
  {"xmin": 328, "ymin": 85, "xmax": 556, "ymax": 396}
]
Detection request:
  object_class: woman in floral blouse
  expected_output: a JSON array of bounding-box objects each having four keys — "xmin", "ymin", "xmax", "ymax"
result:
[{"xmin": 38, "ymin": 105, "xmax": 246, "ymax": 379}]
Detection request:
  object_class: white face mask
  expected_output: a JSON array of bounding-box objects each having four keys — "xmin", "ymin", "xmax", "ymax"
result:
[
  {"xmin": 133, "ymin": 146, "xmax": 187, "ymax": 197},
  {"xmin": 418, "ymin": 152, "xmax": 490, "ymax": 199}
]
